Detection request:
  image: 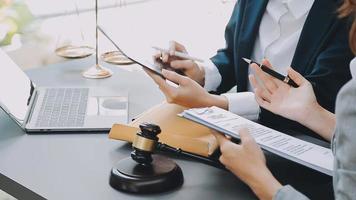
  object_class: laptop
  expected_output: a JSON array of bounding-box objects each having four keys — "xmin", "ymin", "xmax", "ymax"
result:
[{"xmin": 0, "ymin": 49, "xmax": 128, "ymax": 133}]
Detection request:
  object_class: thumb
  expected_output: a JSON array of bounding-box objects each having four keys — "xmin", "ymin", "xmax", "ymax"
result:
[
  {"xmin": 238, "ymin": 128, "xmax": 255, "ymax": 144},
  {"xmin": 162, "ymin": 69, "xmax": 188, "ymax": 85},
  {"xmin": 211, "ymin": 130, "xmax": 230, "ymax": 145},
  {"xmin": 144, "ymin": 68, "xmax": 177, "ymax": 97},
  {"xmin": 287, "ymin": 68, "xmax": 306, "ymax": 86},
  {"xmin": 262, "ymin": 59, "xmax": 273, "ymax": 69},
  {"xmin": 169, "ymin": 40, "xmax": 187, "ymax": 55}
]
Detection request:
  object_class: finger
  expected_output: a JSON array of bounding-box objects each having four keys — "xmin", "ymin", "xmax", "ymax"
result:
[
  {"xmin": 262, "ymin": 59, "xmax": 272, "ymax": 68},
  {"xmin": 219, "ymin": 155, "xmax": 228, "ymax": 166},
  {"xmin": 219, "ymin": 137, "xmax": 241, "ymax": 157},
  {"xmin": 254, "ymin": 86, "xmax": 271, "ymax": 102},
  {"xmin": 146, "ymin": 71, "xmax": 169, "ymax": 90},
  {"xmin": 144, "ymin": 67, "xmax": 161, "ymax": 81},
  {"xmin": 248, "ymin": 74, "xmax": 261, "ymax": 91},
  {"xmin": 249, "ymin": 75, "xmax": 272, "ymax": 102},
  {"xmin": 153, "ymin": 52, "xmax": 161, "ymax": 59},
  {"xmin": 287, "ymin": 68, "xmax": 305, "ymax": 86},
  {"xmin": 239, "ymin": 128, "xmax": 256, "ymax": 145},
  {"xmin": 250, "ymin": 63, "xmax": 278, "ymax": 93},
  {"xmin": 169, "ymin": 40, "xmax": 187, "ymax": 55},
  {"xmin": 250, "ymin": 75, "xmax": 270, "ymax": 100},
  {"xmin": 254, "ymin": 93, "xmax": 272, "ymax": 110},
  {"xmin": 262, "ymin": 59, "xmax": 285, "ymax": 86},
  {"xmin": 162, "ymin": 69, "xmax": 188, "ymax": 85},
  {"xmin": 162, "ymin": 52, "xmax": 170, "ymax": 63},
  {"xmin": 251, "ymin": 61, "xmax": 278, "ymax": 90},
  {"xmin": 219, "ymin": 155, "xmax": 235, "ymax": 171},
  {"xmin": 170, "ymin": 60, "xmax": 195, "ymax": 70},
  {"xmin": 144, "ymin": 68, "xmax": 177, "ymax": 97},
  {"xmin": 211, "ymin": 130, "xmax": 234, "ymax": 151},
  {"xmin": 211, "ymin": 130, "xmax": 227, "ymax": 145},
  {"xmin": 169, "ymin": 41, "xmax": 177, "ymax": 55}
]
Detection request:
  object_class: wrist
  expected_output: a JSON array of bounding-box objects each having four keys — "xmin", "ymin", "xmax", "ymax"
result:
[
  {"xmin": 299, "ymin": 101, "xmax": 322, "ymax": 125},
  {"xmin": 247, "ymin": 167, "xmax": 282, "ymax": 200},
  {"xmin": 203, "ymin": 94, "xmax": 228, "ymax": 110},
  {"xmin": 300, "ymin": 103, "xmax": 335, "ymax": 141}
]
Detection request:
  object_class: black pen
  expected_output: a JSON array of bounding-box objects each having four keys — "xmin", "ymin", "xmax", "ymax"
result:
[{"xmin": 242, "ymin": 58, "xmax": 299, "ymax": 88}]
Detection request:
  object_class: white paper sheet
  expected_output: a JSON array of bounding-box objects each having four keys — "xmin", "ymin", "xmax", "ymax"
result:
[{"xmin": 182, "ymin": 106, "xmax": 333, "ymax": 176}]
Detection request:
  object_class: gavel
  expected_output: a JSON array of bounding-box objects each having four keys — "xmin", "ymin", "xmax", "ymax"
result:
[
  {"xmin": 130, "ymin": 123, "xmax": 161, "ymax": 165},
  {"xmin": 110, "ymin": 122, "xmax": 224, "ymax": 194},
  {"xmin": 109, "ymin": 123, "xmax": 183, "ymax": 194},
  {"xmin": 131, "ymin": 122, "xmax": 224, "ymax": 168}
]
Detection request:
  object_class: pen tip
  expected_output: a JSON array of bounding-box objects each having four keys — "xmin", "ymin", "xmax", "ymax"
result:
[{"xmin": 242, "ymin": 58, "xmax": 251, "ymax": 64}]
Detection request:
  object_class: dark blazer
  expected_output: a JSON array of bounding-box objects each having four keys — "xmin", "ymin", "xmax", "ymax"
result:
[{"xmin": 210, "ymin": 0, "xmax": 354, "ymax": 139}]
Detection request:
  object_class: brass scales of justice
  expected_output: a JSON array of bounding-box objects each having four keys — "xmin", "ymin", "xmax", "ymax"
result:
[{"xmin": 54, "ymin": 0, "xmax": 134, "ymax": 79}]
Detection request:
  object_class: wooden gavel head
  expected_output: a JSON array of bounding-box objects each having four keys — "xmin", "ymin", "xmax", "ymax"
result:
[{"xmin": 131, "ymin": 123, "xmax": 161, "ymax": 165}]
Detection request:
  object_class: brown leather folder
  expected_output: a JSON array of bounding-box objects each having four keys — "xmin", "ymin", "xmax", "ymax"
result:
[{"xmin": 109, "ymin": 102, "xmax": 218, "ymax": 157}]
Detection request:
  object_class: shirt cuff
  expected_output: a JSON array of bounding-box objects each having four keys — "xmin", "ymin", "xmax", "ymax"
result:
[
  {"xmin": 200, "ymin": 60, "xmax": 222, "ymax": 92},
  {"xmin": 221, "ymin": 92, "xmax": 260, "ymax": 121},
  {"xmin": 274, "ymin": 185, "xmax": 310, "ymax": 200}
]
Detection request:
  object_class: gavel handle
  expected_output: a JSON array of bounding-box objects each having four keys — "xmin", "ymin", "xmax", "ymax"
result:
[{"xmin": 156, "ymin": 143, "xmax": 226, "ymax": 170}]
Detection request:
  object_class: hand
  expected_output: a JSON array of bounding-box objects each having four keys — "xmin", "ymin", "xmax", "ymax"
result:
[
  {"xmin": 249, "ymin": 59, "xmax": 319, "ymax": 124},
  {"xmin": 155, "ymin": 41, "xmax": 205, "ymax": 86},
  {"xmin": 249, "ymin": 60, "xmax": 335, "ymax": 141},
  {"xmin": 145, "ymin": 68, "xmax": 227, "ymax": 109},
  {"xmin": 212, "ymin": 129, "xmax": 282, "ymax": 200}
]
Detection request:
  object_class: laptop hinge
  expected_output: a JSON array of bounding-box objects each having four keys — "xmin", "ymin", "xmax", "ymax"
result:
[{"xmin": 23, "ymin": 88, "xmax": 39, "ymax": 129}]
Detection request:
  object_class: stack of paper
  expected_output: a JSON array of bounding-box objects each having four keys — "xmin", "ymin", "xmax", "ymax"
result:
[{"xmin": 181, "ymin": 106, "xmax": 334, "ymax": 176}]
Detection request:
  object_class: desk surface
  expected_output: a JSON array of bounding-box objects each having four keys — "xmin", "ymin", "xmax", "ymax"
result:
[{"xmin": 0, "ymin": 59, "xmax": 258, "ymax": 200}]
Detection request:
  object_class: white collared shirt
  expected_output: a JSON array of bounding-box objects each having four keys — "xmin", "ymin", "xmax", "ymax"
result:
[{"xmin": 204, "ymin": 0, "xmax": 315, "ymax": 120}]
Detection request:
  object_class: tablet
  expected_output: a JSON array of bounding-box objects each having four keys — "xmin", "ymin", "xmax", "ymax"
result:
[{"xmin": 99, "ymin": 26, "xmax": 183, "ymax": 79}]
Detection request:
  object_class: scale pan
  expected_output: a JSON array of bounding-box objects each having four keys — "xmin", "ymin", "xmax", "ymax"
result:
[
  {"xmin": 55, "ymin": 45, "xmax": 95, "ymax": 59},
  {"xmin": 101, "ymin": 51, "xmax": 134, "ymax": 65}
]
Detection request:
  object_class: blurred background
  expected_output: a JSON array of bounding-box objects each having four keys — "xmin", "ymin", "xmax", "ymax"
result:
[
  {"xmin": 0, "ymin": 1, "xmax": 236, "ymax": 198},
  {"xmin": 0, "ymin": 0, "xmax": 236, "ymax": 70}
]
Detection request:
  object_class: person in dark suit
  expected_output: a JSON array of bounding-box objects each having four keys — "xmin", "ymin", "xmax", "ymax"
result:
[
  {"xmin": 211, "ymin": 0, "xmax": 356, "ymax": 199},
  {"xmin": 146, "ymin": 0, "xmax": 354, "ymax": 140}
]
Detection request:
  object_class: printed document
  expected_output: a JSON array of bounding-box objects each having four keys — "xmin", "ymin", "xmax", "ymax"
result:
[{"xmin": 181, "ymin": 107, "xmax": 333, "ymax": 176}]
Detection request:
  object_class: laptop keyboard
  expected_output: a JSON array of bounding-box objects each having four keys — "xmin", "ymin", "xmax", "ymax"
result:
[{"xmin": 35, "ymin": 88, "xmax": 89, "ymax": 127}]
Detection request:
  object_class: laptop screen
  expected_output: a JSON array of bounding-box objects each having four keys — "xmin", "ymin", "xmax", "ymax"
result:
[{"xmin": 0, "ymin": 49, "xmax": 34, "ymax": 125}]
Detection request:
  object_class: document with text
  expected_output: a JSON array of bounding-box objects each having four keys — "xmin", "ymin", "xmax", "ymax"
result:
[{"xmin": 181, "ymin": 106, "xmax": 333, "ymax": 176}]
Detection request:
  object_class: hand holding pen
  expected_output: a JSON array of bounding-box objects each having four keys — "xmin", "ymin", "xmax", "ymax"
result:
[
  {"xmin": 153, "ymin": 41, "xmax": 206, "ymax": 86},
  {"xmin": 153, "ymin": 46, "xmax": 204, "ymax": 63},
  {"xmin": 243, "ymin": 58, "xmax": 299, "ymax": 88},
  {"xmin": 247, "ymin": 59, "xmax": 321, "ymax": 130}
]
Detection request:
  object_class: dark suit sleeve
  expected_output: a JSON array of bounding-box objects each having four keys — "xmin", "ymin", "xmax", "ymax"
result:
[
  {"xmin": 305, "ymin": 21, "xmax": 353, "ymax": 113},
  {"xmin": 209, "ymin": 1, "xmax": 241, "ymax": 93}
]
